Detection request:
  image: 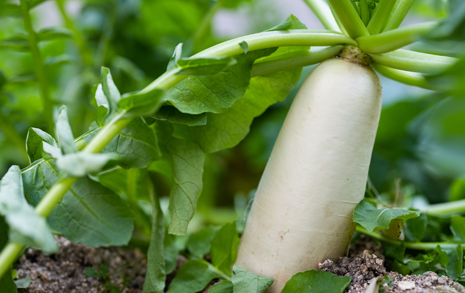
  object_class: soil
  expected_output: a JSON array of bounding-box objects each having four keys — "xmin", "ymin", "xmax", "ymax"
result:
[{"xmin": 13, "ymin": 235, "xmax": 465, "ymax": 293}]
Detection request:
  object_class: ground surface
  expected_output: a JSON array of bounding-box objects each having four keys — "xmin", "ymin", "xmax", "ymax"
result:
[{"xmin": 14, "ymin": 236, "xmax": 465, "ymax": 292}]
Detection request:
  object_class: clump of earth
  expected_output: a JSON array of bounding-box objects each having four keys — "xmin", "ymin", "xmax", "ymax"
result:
[{"xmin": 14, "ymin": 235, "xmax": 465, "ymax": 292}]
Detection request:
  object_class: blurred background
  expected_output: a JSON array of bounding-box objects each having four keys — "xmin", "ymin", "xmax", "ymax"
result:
[{"xmin": 0, "ymin": 0, "xmax": 463, "ymax": 230}]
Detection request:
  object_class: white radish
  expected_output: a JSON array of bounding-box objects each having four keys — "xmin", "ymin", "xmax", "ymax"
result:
[{"xmin": 235, "ymin": 53, "xmax": 382, "ymax": 292}]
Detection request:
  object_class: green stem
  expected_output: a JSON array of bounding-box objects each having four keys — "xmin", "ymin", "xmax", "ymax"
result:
[
  {"xmin": 19, "ymin": 0, "xmax": 54, "ymax": 134},
  {"xmin": 327, "ymin": 0, "xmax": 369, "ymax": 38},
  {"xmin": 423, "ymin": 199, "xmax": 465, "ymax": 216},
  {"xmin": 251, "ymin": 45, "xmax": 344, "ymax": 76},
  {"xmin": 0, "ymin": 112, "xmax": 28, "ymax": 163},
  {"xmin": 357, "ymin": 22, "xmax": 436, "ymax": 54},
  {"xmin": 384, "ymin": 0, "xmax": 416, "ymax": 31},
  {"xmin": 356, "ymin": 226, "xmax": 465, "ymax": 251},
  {"xmin": 369, "ymin": 49, "xmax": 457, "ymax": 74},
  {"xmin": 360, "ymin": 0, "xmax": 370, "ymax": 26},
  {"xmin": 95, "ymin": 5, "xmax": 116, "ymax": 68},
  {"xmin": 0, "ymin": 243, "xmax": 23, "ymax": 280},
  {"xmin": 303, "ymin": 0, "xmax": 339, "ymax": 31},
  {"xmin": 371, "ymin": 63, "xmax": 432, "ymax": 90},
  {"xmin": 55, "ymin": 0, "xmax": 93, "ymax": 68},
  {"xmin": 367, "ymin": 0, "xmax": 398, "ymax": 35},
  {"xmin": 0, "ymin": 29, "xmax": 353, "ymax": 279},
  {"xmin": 190, "ymin": 0, "xmax": 222, "ymax": 52}
]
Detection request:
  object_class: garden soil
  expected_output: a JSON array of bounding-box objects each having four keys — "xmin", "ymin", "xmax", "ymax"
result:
[{"xmin": 14, "ymin": 236, "xmax": 465, "ymax": 293}]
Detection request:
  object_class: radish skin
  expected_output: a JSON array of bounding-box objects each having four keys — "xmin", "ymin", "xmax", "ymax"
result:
[{"xmin": 235, "ymin": 57, "xmax": 382, "ymax": 292}]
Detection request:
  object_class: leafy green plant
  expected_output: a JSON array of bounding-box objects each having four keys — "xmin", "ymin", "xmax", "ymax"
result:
[{"xmin": 0, "ymin": 0, "xmax": 464, "ymax": 292}]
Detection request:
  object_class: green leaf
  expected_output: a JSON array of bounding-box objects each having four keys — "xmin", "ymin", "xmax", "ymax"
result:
[
  {"xmin": 94, "ymin": 84, "xmax": 110, "ymax": 126},
  {"xmin": 382, "ymin": 241, "xmax": 406, "ymax": 263},
  {"xmin": 168, "ymin": 43, "xmax": 183, "ymax": 71},
  {"xmin": 153, "ymin": 106, "xmax": 207, "ymax": 126},
  {"xmin": 187, "ymin": 226, "xmax": 219, "ymax": 259},
  {"xmin": 404, "ymin": 212, "xmax": 427, "ymax": 242},
  {"xmin": 101, "ymin": 67, "xmax": 121, "ymax": 116},
  {"xmin": 22, "ymin": 162, "xmax": 134, "ymax": 247},
  {"xmin": 44, "ymin": 55, "xmax": 74, "ymax": 69},
  {"xmin": 83, "ymin": 118, "xmax": 161, "ymax": 169},
  {"xmin": 14, "ymin": 276, "xmax": 31, "ymax": 289},
  {"xmin": 142, "ymin": 177, "xmax": 166, "ymax": 293},
  {"xmin": 281, "ymin": 270, "xmax": 351, "ymax": 293},
  {"xmin": 166, "ymin": 48, "xmax": 275, "ymax": 115},
  {"xmin": 164, "ymin": 232, "xmax": 186, "ymax": 274},
  {"xmin": 266, "ymin": 14, "xmax": 308, "ymax": 31},
  {"xmin": 55, "ymin": 106, "xmax": 77, "ymax": 154},
  {"xmin": 0, "ymin": 3, "xmax": 20, "ymax": 17},
  {"xmin": 173, "ymin": 67, "xmax": 301, "ymax": 153},
  {"xmin": 239, "ymin": 41, "xmax": 248, "ymax": 54},
  {"xmin": 56, "ymin": 153, "xmax": 117, "ymax": 177},
  {"xmin": 451, "ymin": 216, "xmax": 465, "ymax": 242},
  {"xmin": 209, "ymin": 281, "xmax": 233, "ymax": 293},
  {"xmin": 118, "ymin": 89, "xmax": 165, "ymax": 118},
  {"xmin": 211, "ymin": 222, "xmax": 240, "ymax": 275},
  {"xmin": 167, "ymin": 137, "xmax": 205, "ymax": 235},
  {"xmin": 0, "ymin": 166, "xmax": 57, "ymax": 253},
  {"xmin": 353, "ymin": 199, "xmax": 420, "ymax": 233},
  {"xmin": 439, "ymin": 244, "xmax": 463, "ymax": 281},
  {"xmin": 166, "ymin": 260, "xmax": 223, "ymax": 293},
  {"xmin": 37, "ymin": 27, "xmax": 73, "ymax": 42},
  {"xmin": 0, "ymin": 37, "xmax": 29, "ymax": 52},
  {"xmin": 176, "ymin": 56, "xmax": 237, "ymax": 75},
  {"xmin": 450, "ymin": 178, "xmax": 465, "ymax": 201},
  {"xmin": 231, "ymin": 265, "xmax": 274, "ymax": 293},
  {"xmin": 26, "ymin": 128, "xmax": 58, "ymax": 163}
]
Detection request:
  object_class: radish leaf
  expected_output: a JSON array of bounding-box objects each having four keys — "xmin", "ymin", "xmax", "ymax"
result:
[
  {"xmin": 153, "ymin": 106, "xmax": 207, "ymax": 126},
  {"xmin": 231, "ymin": 265, "xmax": 274, "ymax": 293},
  {"xmin": 281, "ymin": 270, "xmax": 351, "ymax": 293},
  {"xmin": 353, "ymin": 199, "xmax": 420, "ymax": 233},
  {"xmin": 55, "ymin": 106, "xmax": 77, "ymax": 154},
  {"xmin": 211, "ymin": 222, "xmax": 240, "ymax": 276},
  {"xmin": 56, "ymin": 153, "xmax": 117, "ymax": 177},
  {"xmin": 37, "ymin": 27, "xmax": 73, "ymax": 42},
  {"xmin": 166, "ymin": 260, "xmax": 223, "ymax": 293},
  {"xmin": 209, "ymin": 280, "xmax": 233, "ymax": 293},
  {"xmin": 101, "ymin": 67, "xmax": 121, "ymax": 116},
  {"xmin": 173, "ymin": 68, "xmax": 301, "ymax": 153},
  {"xmin": 266, "ymin": 14, "xmax": 307, "ymax": 31},
  {"xmin": 26, "ymin": 128, "xmax": 57, "ymax": 163},
  {"xmin": 165, "ymin": 48, "xmax": 275, "ymax": 115},
  {"xmin": 167, "ymin": 43, "xmax": 183, "ymax": 71},
  {"xmin": 94, "ymin": 84, "xmax": 110, "ymax": 126},
  {"xmin": 0, "ymin": 166, "xmax": 57, "ymax": 253},
  {"xmin": 439, "ymin": 244, "xmax": 463, "ymax": 281},
  {"xmin": 186, "ymin": 226, "xmax": 219, "ymax": 259},
  {"xmin": 83, "ymin": 118, "xmax": 161, "ymax": 169},
  {"xmin": 451, "ymin": 216, "xmax": 465, "ymax": 242},
  {"xmin": 22, "ymin": 163, "xmax": 134, "ymax": 247}
]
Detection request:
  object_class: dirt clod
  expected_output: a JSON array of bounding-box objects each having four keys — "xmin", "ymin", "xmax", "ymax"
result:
[
  {"xmin": 320, "ymin": 248, "xmax": 465, "ymax": 293},
  {"xmin": 15, "ymin": 236, "xmax": 147, "ymax": 293}
]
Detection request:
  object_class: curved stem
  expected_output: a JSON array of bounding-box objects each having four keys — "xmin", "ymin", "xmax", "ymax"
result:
[
  {"xmin": 357, "ymin": 22, "xmax": 436, "ymax": 54},
  {"xmin": 194, "ymin": 30, "xmax": 356, "ymax": 57},
  {"xmin": 369, "ymin": 49, "xmax": 457, "ymax": 74},
  {"xmin": 356, "ymin": 226, "xmax": 465, "ymax": 251},
  {"xmin": 19, "ymin": 0, "xmax": 54, "ymax": 134},
  {"xmin": 327, "ymin": 0, "xmax": 369, "ymax": 38},
  {"xmin": 384, "ymin": 0, "xmax": 416, "ymax": 31},
  {"xmin": 251, "ymin": 45, "xmax": 344, "ymax": 76},
  {"xmin": 367, "ymin": 0, "xmax": 398, "ymax": 35},
  {"xmin": 360, "ymin": 0, "xmax": 369, "ymax": 26},
  {"xmin": 371, "ymin": 63, "xmax": 432, "ymax": 90},
  {"xmin": 303, "ymin": 0, "xmax": 339, "ymax": 31},
  {"xmin": 422, "ymin": 199, "xmax": 465, "ymax": 216}
]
